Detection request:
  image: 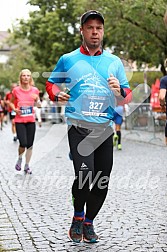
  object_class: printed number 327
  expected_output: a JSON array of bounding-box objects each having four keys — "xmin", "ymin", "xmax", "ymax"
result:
[{"xmin": 89, "ymin": 102, "xmax": 103, "ymax": 110}]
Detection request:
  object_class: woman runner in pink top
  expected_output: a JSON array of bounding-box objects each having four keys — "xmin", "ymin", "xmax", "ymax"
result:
[{"xmin": 10, "ymin": 69, "xmax": 41, "ymax": 174}]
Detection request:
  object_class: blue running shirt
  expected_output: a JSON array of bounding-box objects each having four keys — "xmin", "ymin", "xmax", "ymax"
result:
[
  {"xmin": 48, "ymin": 48, "xmax": 130, "ymax": 125},
  {"xmin": 160, "ymin": 76, "xmax": 167, "ymax": 115}
]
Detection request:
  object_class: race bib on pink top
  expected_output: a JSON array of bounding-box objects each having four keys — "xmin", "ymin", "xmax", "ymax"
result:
[
  {"xmin": 20, "ymin": 106, "xmax": 33, "ymax": 116},
  {"xmin": 12, "ymin": 86, "xmax": 39, "ymax": 123}
]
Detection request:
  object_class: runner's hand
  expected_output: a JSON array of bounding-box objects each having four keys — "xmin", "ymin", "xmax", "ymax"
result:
[
  {"xmin": 14, "ymin": 108, "xmax": 21, "ymax": 115},
  {"xmin": 57, "ymin": 91, "xmax": 70, "ymax": 105},
  {"xmin": 108, "ymin": 74, "xmax": 121, "ymax": 96}
]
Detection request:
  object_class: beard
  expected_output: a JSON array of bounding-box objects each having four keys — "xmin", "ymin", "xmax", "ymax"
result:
[
  {"xmin": 88, "ymin": 41, "xmax": 101, "ymax": 49},
  {"xmin": 92, "ymin": 42, "xmax": 97, "ymax": 48}
]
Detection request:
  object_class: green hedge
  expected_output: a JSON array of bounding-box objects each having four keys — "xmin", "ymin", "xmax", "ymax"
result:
[{"xmin": 129, "ymin": 71, "xmax": 163, "ymax": 89}]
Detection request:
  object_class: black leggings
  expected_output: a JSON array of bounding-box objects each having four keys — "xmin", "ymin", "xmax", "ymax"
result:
[
  {"xmin": 16, "ymin": 122, "xmax": 36, "ymax": 149},
  {"xmin": 68, "ymin": 125, "xmax": 113, "ymax": 221}
]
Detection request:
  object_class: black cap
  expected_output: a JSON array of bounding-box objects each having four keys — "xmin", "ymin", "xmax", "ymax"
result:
[{"xmin": 80, "ymin": 10, "xmax": 104, "ymax": 25}]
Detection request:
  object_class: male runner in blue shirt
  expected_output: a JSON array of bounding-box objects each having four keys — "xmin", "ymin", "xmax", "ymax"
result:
[{"xmin": 46, "ymin": 10, "xmax": 132, "ymax": 243}]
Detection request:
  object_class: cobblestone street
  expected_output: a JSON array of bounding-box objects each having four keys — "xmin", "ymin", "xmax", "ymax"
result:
[{"xmin": 0, "ymin": 122, "xmax": 167, "ymax": 252}]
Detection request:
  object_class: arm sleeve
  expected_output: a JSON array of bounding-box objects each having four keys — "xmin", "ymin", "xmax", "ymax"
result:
[
  {"xmin": 116, "ymin": 87, "xmax": 132, "ymax": 106},
  {"xmin": 46, "ymin": 81, "xmax": 61, "ymax": 101},
  {"xmin": 46, "ymin": 56, "xmax": 65, "ymax": 101}
]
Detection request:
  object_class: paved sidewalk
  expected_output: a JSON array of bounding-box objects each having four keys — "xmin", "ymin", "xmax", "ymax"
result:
[
  {"xmin": 122, "ymin": 127, "xmax": 166, "ymax": 147},
  {"xmin": 0, "ymin": 122, "xmax": 167, "ymax": 252}
]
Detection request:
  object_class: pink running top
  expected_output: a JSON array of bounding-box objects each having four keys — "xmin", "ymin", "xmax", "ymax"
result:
[{"xmin": 12, "ymin": 86, "xmax": 39, "ymax": 123}]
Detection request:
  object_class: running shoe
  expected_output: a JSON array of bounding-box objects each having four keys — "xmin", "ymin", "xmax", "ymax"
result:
[
  {"xmin": 24, "ymin": 165, "xmax": 32, "ymax": 174},
  {"xmin": 68, "ymin": 217, "xmax": 83, "ymax": 243},
  {"xmin": 15, "ymin": 160, "xmax": 22, "ymax": 171},
  {"xmin": 83, "ymin": 223, "xmax": 99, "ymax": 243},
  {"xmin": 117, "ymin": 144, "xmax": 122, "ymax": 150},
  {"xmin": 113, "ymin": 134, "xmax": 118, "ymax": 147}
]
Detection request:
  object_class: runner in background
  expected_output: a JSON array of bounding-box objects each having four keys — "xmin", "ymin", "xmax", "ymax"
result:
[
  {"xmin": 9, "ymin": 69, "xmax": 41, "ymax": 174},
  {"xmin": 159, "ymin": 75, "xmax": 167, "ymax": 145},
  {"xmin": 113, "ymin": 105, "xmax": 124, "ymax": 150},
  {"xmin": 4, "ymin": 83, "xmax": 18, "ymax": 141},
  {"xmin": 3, "ymin": 98, "xmax": 8, "ymax": 125},
  {"xmin": 0, "ymin": 94, "xmax": 5, "ymax": 130}
]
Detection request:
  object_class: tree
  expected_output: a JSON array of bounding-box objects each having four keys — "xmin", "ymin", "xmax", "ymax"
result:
[
  {"xmin": 99, "ymin": 0, "xmax": 167, "ymax": 75},
  {"xmin": 12, "ymin": 0, "xmax": 167, "ymax": 76},
  {"xmin": 13, "ymin": 0, "xmax": 83, "ymax": 70},
  {"xmin": 0, "ymin": 37, "xmax": 45, "ymax": 90}
]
